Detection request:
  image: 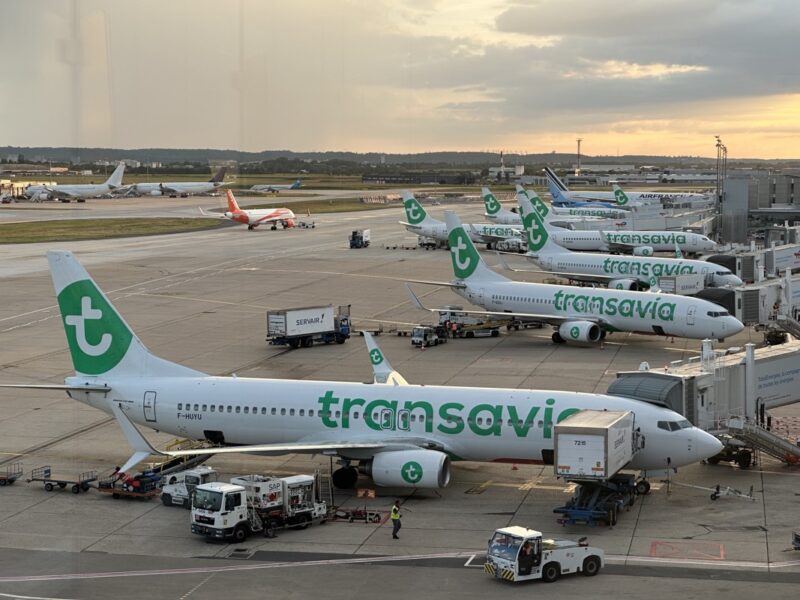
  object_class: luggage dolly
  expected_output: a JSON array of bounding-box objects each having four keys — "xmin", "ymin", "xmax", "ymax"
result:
[
  {"xmin": 665, "ymin": 480, "xmax": 756, "ymax": 502},
  {"xmin": 0, "ymin": 462, "xmax": 23, "ymax": 486},
  {"xmin": 27, "ymin": 465, "xmax": 97, "ymax": 494},
  {"xmin": 333, "ymin": 506, "xmax": 383, "ymax": 523}
]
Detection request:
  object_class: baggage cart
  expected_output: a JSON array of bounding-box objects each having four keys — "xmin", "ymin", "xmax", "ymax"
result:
[{"xmin": 27, "ymin": 465, "xmax": 97, "ymax": 494}]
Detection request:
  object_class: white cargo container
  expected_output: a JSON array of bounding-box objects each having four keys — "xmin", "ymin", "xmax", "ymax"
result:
[
  {"xmin": 657, "ymin": 273, "xmax": 705, "ymax": 295},
  {"xmin": 554, "ymin": 410, "xmax": 635, "ymax": 480},
  {"xmin": 268, "ymin": 306, "xmax": 335, "ymax": 337}
]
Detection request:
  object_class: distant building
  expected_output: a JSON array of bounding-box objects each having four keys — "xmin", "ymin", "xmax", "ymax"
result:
[{"xmin": 362, "ymin": 172, "xmax": 476, "ymax": 185}]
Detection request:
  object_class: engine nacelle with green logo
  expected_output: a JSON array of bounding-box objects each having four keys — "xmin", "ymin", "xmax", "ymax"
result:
[{"xmin": 366, "ymin": 449, "xmax": 451, "ymax": 488}]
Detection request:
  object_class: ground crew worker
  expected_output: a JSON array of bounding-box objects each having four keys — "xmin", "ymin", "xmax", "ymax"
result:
[{"xmin": 391, "ymin": 500, "xmax": 402, "ymax": 539}]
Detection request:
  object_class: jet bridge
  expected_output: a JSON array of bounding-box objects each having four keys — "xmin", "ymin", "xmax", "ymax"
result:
[{"xmin": 608, "ymin": 340, "xmax": 800, "ymax": 464}]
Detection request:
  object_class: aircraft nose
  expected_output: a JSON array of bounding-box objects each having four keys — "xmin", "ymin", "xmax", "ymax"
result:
[
  {"xmin": 695, "ymin": 429, "xmax": 723, "ymax": 460},
  {"xmin": 727, "ymin": 275, "xmax": 743, "ymax": 286},
  {"xmin": 728, "ymin": 316, "xmax": 745, "ymax": 334}
]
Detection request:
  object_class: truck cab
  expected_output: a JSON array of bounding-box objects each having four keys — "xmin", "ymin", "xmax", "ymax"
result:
[
  {"xmin": 191, "ymin": 482, "xmax": 248, "ymax": 541},
  {"xmin": 484, "ymin": 526, "xmax": 603, "ymax": 583}
]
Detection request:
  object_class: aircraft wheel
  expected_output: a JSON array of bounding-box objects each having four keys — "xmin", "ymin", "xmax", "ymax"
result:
[
  {"xmin": 247, "ymin": 225, "xmax": 254, "ymax": 230},
  {"xmin": 736, "ymin": 450, "xmax": 752, "ymax": 469},
  {"xmin": 552, "ymin": 332, "xmax": 566, "ymax": 344}
]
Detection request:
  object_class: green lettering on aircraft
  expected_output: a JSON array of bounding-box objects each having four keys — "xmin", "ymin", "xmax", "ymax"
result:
[
  {"xmin": 601, "ymin": 257, "xmax": 696, "ymax": 279},
  {"xmin": 57, "ymin": 280, "xmax": 133, "ymax": 375},
  {"xmin": 552, "ymin": 289, "xmax": 676, "ymax": 322},
  {"xmin": 316, "ymin": 393, "xmax": 574, "ymax": 439}
]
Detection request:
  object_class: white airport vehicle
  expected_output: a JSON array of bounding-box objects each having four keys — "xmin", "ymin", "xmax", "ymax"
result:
[
  {"xmin": 410, "ymin": 325, "xmax": 448, "ymax": 347},
  {"xmin": 484, "ymin": 526, "xmax": 604, "ymax": 583},
  {"xmin": 544, "ymin": 167, "xmax": 708, "ymax": 208},
  {"xmin": 2, "ymin": 251, "xmax": 724, "ymax": 495},
  {"xmin": 406, "ymin": 211, "xmax": 743, "ymax": 344},
  {"xmin": 515, "ymin": 192, "xmax": 741, "ymax": 290},
  {"xmin": 191, "ymin": 474, "xmax": 326, "ymax": 541},
  {"xmin": 161, "ymin": 465, "xmax": 218, "ymax": 508},
  {"xmin": 250, "ymin": 179, "xmax": 302, "ymax": 193},
  {"xmin": 24, "ymin": 163, "xmax": 125, "ymax": 202},
  {"xmin": 210, "ymin": 190, "xmax": 296, "ymax": 230},
  {"xmin": 554, "ymin": 411, "xmax": 635, "ymax": 481},
  {"xmin": 482, "ymin": 187, "xmax": 626, "ymax": 224},
  {"xmin": 349, "ymin": 229, "xmax": 370, "ymax": 248},
  {"xmin": 438, "ymin": 305, "xmax": 505, "ymax": 338},
  {"xmin": 267, "ymin": 305, "xmax": 351, "ymax": 348},
  {"xmin": 516, "ymin": 187, "xmax": 716, "ymax": 255},
  {"xmin": 121, "ymin": 167, "xmax": 227, "ymax": 197},
  {"xmin": 656, "ymin": 273, "xmax": 706, "ymax": 295},
  {"xmin": 400, "ymin": 192, "xmax": 519, "ymax": 248}
]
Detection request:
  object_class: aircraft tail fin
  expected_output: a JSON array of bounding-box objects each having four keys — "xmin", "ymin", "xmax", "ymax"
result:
[
  {"xmin": 291, "ymin": 179, "xmax": 302, "ymax": 189},
  {"xmin": 226, "ymin": 190, "xmax": 241, "ymax": 213},
  {"xmin": 106, "ymin": 163, "xmax": 126, "ymax": 188},
  {"xmin": 443, "ymin": 211, "xmax": 508, "ymax": 283},
  {"xmin": 401, "ymin": 191, "xmax": 440, "ymax": 227},
  {"xmin": 363, "ymin": 332, "xmax": 408, "ymax": 386},
  {"xmin": 48, "ymin": 251, "xmax": 205, "ymax": 379},
  {"xmin": 612, "ymin": 183, "xmax": 631, "ymax": 206},
  {"xmin": 543, "ymin": 167, "xmax": 569, "ymax": 192},
  {"xmin": 481, "ymin": 187, "xmax": 503, "ymax": 217},
  {"xmin": 209, "ymin": 166, "xmax": 227, "ymax": 183},
  {"xmin": 516, "ymin": 192, "xmax": 569, "ymax": 257}
]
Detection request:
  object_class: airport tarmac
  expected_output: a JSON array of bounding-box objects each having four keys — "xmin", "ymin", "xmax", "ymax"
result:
[{"xmin": 1, "ymin": 196, "xmax": 799, "ymax": 598}]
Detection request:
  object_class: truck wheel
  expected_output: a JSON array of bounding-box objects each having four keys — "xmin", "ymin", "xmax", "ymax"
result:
[
  {"xmin": 264, "ymin": 522, "xmax": 276, "ymax": 538},
  {"xmin": 465, "ymin": 331, "xmax": 474, "ymax": 338},
  {"xmin": 335, "ymin": 335, "xmax": 346, "ymax": 344},
  {"xmin": 45, "ymin": 483, "xmax": 54, "ymax": 492},
  {"xmin": 288, "ymin": 339, "xmax": 300, "ymax": 349},
  {"xmin": 635, "ymin": 480, "xmax": 651, "ymax": 495},
  {"xmin": 161, "ymin": 493, "xmax": 172, "ymax": 506},
  {"xmin": 233, "ymin": 525, "xmax": 248, "ymax": 543},
  {"xmin": 541, "ymin": 562, "xmax": 560, "ymax": 583},
  {"xmin": 736, "ymin": 450, "xmax": 752, "ymax": 469},
  {"xmin": 582, "ymin": 556, "xmax": 601, "ymax": 577},
  {"xmin": 303, "ymin": 337, "xmax": 314, "ymax": 348},
  {"xmin": 491, "ymin": 329, "xmax": 499, "ymax": 337}
]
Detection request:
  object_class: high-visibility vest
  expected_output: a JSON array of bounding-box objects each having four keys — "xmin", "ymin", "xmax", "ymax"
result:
[{"xmin": 391, "ymin": 506, "xmax": 400, "ymax": 520}]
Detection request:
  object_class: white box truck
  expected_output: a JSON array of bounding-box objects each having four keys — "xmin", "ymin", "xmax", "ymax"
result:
[
  {"xmin": 657, "ymin": 273, "xmax": 705, "ymax": 295},
  {"xmin": 554, "ymin": 410, "xmax": 635, "ymax": 480},
  {"xmin": 267, "ymin": 305, "xmax": 350, "ymax": 348}
]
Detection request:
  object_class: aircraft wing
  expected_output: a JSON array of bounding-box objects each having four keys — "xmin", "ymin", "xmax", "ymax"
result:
[
  {"xmin": 399, "ymin": 220, "xmax": 422, "ymax": 231},
  {"xmin": 405, "ymin": 283, "xmax": 581, "ymax": 327},
  {"xmin": 45, "ymin": 187, "xmax": 78, "ymax": 198},
  {"xmin": 494, "ymin": 252, "xmax": 615, "ymax": 283},
  {"xmin": 469, "ymin": 225, "xmax": 522, "ymax": 243},
  {"xmin": 109, "ymin": 401, "xmax": 443, "ymax": 472}
]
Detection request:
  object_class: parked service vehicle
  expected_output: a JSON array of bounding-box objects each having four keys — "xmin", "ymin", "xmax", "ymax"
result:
[
  {"xmin": 267, "ymin": 305, "xmax": 351, "ymax": 349},
  {"xmin": 438, "ymin": 305, "xmax": 504, "ymax": 338},
  {"xmin": 191, "ymin": 474, "xmax": 327, "ymax": 542},
  {"xmin": 349, "ymin": 229, "xmax": 370, "ymax": 248},
  {"xmin": 411, "ymin": 325, "xmax": 448, "ymax": 347},
  {"xmin": 484, "ymin": 526, "xmax": 604, "ymax": 583},
  {"xmin": 161, "ymin": 466, "xmax": 218, "ymax": 508}
]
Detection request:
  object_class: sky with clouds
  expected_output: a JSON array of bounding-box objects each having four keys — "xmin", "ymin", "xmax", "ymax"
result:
[{"xmin": 1, "ymin": 0, "xmax": 798, "ymax": 158}]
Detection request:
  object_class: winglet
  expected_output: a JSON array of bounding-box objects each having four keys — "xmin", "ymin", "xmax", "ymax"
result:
[
  {"xmin": 363, "ymin": 332, "xmax": 408, "ymax": 386},
  {"xmin": 405, "ymin": 283, "xmax": 428, "ymax": 311},
  {"xmin": 109, "ymin": 400, "xmax": 165, "ymax": 473}
]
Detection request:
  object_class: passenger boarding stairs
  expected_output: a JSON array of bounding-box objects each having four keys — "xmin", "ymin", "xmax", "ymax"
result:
[
  {"xmin": 774, "ymin": 314, "xmax": 800, "ymax": 340},
  {"xmin": 727, "ymin": 418, "xmax": 800, "ymax": 465},
  {"xmin": 316, "ymin": 469, "xmax": 334, "ymax": 507}
]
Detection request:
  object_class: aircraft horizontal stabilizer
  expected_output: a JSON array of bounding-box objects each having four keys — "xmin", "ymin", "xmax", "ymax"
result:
[{"xmin": 0, "ymin": 383, "xmax": 112, "ymax": 392}]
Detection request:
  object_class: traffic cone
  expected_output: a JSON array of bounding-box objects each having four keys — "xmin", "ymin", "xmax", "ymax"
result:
[{"xmin": 511, "ymin": 464, "xmax": 518, "ymax": 471}]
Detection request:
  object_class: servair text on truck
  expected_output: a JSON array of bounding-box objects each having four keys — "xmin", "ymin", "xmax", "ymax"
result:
[
  {"xmin": 191, "ymin": 474, "xmax": 327, "ymax": 542},
  {"xmin": 267, "ymin": 305, "xmax": 350, "ymax": 349}
]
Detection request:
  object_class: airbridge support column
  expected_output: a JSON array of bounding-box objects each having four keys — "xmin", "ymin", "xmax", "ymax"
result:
[{"xmin": 744, "ymin": 343, "xmax": 756, "ymax": 422}]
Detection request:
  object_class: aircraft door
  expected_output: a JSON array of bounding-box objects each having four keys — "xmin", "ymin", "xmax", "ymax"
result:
[
  {"xmin": 380, "ymin": 408, "xmax": 395, "ymax": 430},
  {"xmin": 143, "ymin": 391, "xmax": 157, "ymax": 422},
  {"xmin": 686, "ymin": 306, "xmax": 696, "ymax": 326},
  {"xmin": 397, "ymin": 409, "xmax": 410, "ymax": 431}
]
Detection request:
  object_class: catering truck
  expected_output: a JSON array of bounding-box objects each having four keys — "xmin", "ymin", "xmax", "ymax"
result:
[
  {"xmin": 191, "ymin": 474, "xmax": 327, "ymax": 542},
  {"xmin": 267, "ymin": 305, "xmax": 351, "ymax": 349}
]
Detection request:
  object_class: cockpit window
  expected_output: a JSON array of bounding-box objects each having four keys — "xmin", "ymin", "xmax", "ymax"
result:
[
  {"xmin": 707, "ymin": 311, "xmax": 729, "ymax": 317},
  {"xmin": 658, "ymin": 420, "xmax": 693, "ymax": 432}
]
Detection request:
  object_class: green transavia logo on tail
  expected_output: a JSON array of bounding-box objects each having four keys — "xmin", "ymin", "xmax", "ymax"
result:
[
  {"xmin": 403, "ymin": 197, "xmax": 426, "ymax": 225},
  {"xmin": 58, "ymin": 280, "xmax": 132, "ymax": 375},
  {"xmin": 401, "ymin": 461, "xmax": 423, "ymax": 484},
  {"xmin": 483, "ymin": 193, "xmax": 501, "ymax": 215},
  {"xmin": 614, "ymin": 188, "xmax": 629, "ymax": 206},
  {"xmin": 448, "ymin": 226, "xmax": 480, "ymax": 279},
  {"xmin": 528, "ymin": 193, "xmax": 550, "ymax": 218},
  {"xmin": 369, "ymin": 348, "xmax": 384, "ymax": 365},
  {"xmin": 521, "ymin": 211, "xmax": 547, "ymax": 252}
]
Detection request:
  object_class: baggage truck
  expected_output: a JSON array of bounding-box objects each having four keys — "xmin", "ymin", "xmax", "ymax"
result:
[
  {"xmin": 267, "ymin": 305, "xmax": 350, "ymax": 349},
  {"xmin": 191, "ymin": 473, "xmax": 327, "ymax": 542},
  {"xmin": 657, "ymin": 273, "xmax": 705, "ymax": 295},
  {"xmin": 349, "ymin": 229, "xmax": 370, "ymax": 248}
]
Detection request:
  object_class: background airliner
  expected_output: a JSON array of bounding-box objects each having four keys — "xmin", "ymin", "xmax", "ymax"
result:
[
  {"xmin": 250, "ymin": 179, "xmax": 302, "ymax": 193},
  {"xmin": 123, "ymin": 166, "xmax": 227, "ymax": 197},
  {"xmin": 482, "ymin": 187, "xmax": 627, "ymax": 224},
  {"xmin": 1, "ymin": 250, "xmax": 723, "ymax": 492},
  {"xmin": 24, "ymin": 163, "xmax": 125, "ymax": 202},
  {"xmin": 215, "ymin": 190, "xmax": 296, "ymax": 230}
]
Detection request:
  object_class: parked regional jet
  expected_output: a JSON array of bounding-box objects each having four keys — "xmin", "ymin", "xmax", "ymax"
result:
[
  {"xmin": 123, "ymin": 167, "xmax": 227, "ymax": 197},
  {"xmin": 250, "ymin": 179, "xmax": 302, "ymax": 193},
  {"xmin": 401, "ymin": 191, "xmax": 519, "ymax": 248},
  {"xmin": 0, "ymin": 250, "xmax": 723, "ymax": 492},
  {"xmin": 516, "ymin": 191, "xmax": 717, "ymax": 255},
  {"xmin": 24, "ymin": 163, "xmax": 125, "ymax": 202},
  {"xmin": 215, "ymin": 190, "xmax": 296, "ymax": 230},
  {"xmin": 406, "ymin": 211, "xmax": 743, "ymax": 344},
  {"xmin": 482, "ymin": 187, "xmax": 627, "ymax": 225},
  {"xmin": 516, "ymin": 193, "xmax": 741, "ymax": 290}
]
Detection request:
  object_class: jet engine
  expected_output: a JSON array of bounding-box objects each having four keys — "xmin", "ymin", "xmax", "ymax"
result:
[
  {"xmin": 364, "ymin": 449, "xmax": 451, "ymax": 488},
  {"xmin": 558, "ymin": 320, "xmax": 602, "ymax": 343},
  {"xmin": 149, "ymin": 190, "xmax": 162, "ymax": 196},
  {"xmin": 608, "ymin": 278, "xmax": 638, "ymax": 290},
  {"xmin": 633, "ymin": 246, "xmax": 654, "ymax": 256}
]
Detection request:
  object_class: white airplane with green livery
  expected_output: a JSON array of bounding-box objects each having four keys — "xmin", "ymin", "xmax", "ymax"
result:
[
  {"xmin": 406, "ymin": 211, "xmax": 743, "ymax": 344},
  {"xmin": 1, "ymin": 251, "xmax": 722, "ymax": 491},
  {"xmin": 482, "ymin": 187, "xmax": 627, "ymax": 224},
  {"xmin": 514, "ymin": 193, "xmax": 741, "ymax": 290},
  {"xmin": 400, "ymin": 191, "xmax": 520, "ymax": 248}
]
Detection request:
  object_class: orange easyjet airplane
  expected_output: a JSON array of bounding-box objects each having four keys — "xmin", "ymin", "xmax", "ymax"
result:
[{"xmin": 217, "ymin": 190, "xmax": 297, "ymax": 230}]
